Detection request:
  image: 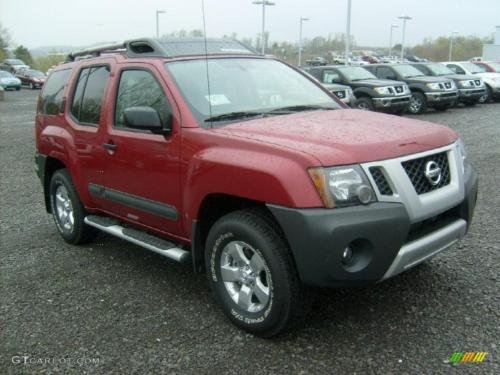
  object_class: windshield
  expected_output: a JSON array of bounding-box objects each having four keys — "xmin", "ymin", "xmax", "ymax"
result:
[
  {"xmin": 27, "ymin": 70, "xmax": 45, "ymax": 77},
  {"xmin": 461, "ymin": 62, "xmax": 485, "ymax": 74},
  {"xmin": 336, "ymin": 66, "xmax": 376, "ymax": 81},
  {"xmin": 0, "ymin": 71, "xmax": 14, "ymax": 78},
  {"xmin": 392, "ymin": 65, "xmax": 425, "ymax": 78},
  {"xmin": 166, "ymin": 58, "xmax": 340, "ymax": 126},
  {"xmin": 6, "ymin": 59, "xmax": 24, "ymax": 65},
  {"xmin": 426, "ymin": 63, "xmax": 454, "ymax": 76}
]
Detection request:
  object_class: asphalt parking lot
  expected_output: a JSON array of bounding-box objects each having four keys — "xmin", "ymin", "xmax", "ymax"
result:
[{"xmin": 1, "ymin": 89, "xmax": 499, "ymax": 374}]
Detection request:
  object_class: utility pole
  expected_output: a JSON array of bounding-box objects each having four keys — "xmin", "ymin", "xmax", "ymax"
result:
[
  {"xmin": 389, "ymin": 24, "xmax": 398, "ymax": 57},
  {"xmin": 156, "ymin": 10, "xmax": 166, "ymax": 38},
  {"xmin": 252, "ymin": 1, "xmax": 276, "ymax": 54},
  {"xmin": 298, "ymin": 17, "xmax": 309, "ymax": 67},
  {"xmin": 398, "ymin": 15, "xmax": 412, "ymax": 60},
  {"xmin": 449, "ymin": 31, "xmax": 459, "ymax": 61},
  {"xmin": 345, "ymin": 0, "xmax": 352, "ymax": 65}
]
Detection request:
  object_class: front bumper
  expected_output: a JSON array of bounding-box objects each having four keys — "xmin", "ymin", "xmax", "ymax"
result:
[
  {"xmin": 372, "ymin": 95, "xmax": 411, "ymax": 110},
  {"xmin": 268, "ymin": 167, "xmax": 478, "ymax": 288},
  {"xmin": 425, "ymin": 91, "xmax": 458, "ymax": 104},
  {"xmin": 457, "ymin": 88, "xmax": 486, "ymax": 102}
]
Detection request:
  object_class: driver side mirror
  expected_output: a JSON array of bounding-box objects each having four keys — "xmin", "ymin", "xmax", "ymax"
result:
[{"xmin": 124, "ymin": 106, "xmax": 172, "ymax": 134}]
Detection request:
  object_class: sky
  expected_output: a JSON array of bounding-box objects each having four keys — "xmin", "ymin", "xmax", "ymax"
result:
[{"xmin": 1, "ymin": 0, "xmax": 499, "ymax": 49}]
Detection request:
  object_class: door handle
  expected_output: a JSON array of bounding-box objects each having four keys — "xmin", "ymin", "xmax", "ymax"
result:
[{"xmin": 102, "ymin": 142, "xmax": 118, "ymax": 151}]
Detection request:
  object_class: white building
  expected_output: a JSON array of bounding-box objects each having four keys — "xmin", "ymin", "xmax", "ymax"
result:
[{"xmin": 483, "ymin": 26, "xmax": 500, "ymax": 60}]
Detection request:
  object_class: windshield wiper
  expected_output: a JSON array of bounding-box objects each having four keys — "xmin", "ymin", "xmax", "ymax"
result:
[
  {"xmin": 265, "ymin": 105, "xmax": 335, "ymax": 114},
  {"xmin": 204, "ymin": 111, "xmax": 263, "ymax": 122}
]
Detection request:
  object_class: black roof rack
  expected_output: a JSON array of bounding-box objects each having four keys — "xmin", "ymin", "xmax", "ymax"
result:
[{"xmin": 66, "ymin": 37, "xmax": 257, "ymax": 62}]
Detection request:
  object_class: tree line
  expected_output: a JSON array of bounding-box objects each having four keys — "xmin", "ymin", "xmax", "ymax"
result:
[{"xmin": 0, "ymin": 22, "xmax": 494, "ymax": 73}]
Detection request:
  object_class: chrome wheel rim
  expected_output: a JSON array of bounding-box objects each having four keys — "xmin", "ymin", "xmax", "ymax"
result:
[
  {"xmin": 220, "ymin": 241, "xmax": 271, "ymax": 313},
  {"xmin": 409, "ymin": 95, "xmax": 422, "ymax": 113},
  {"xmin": 478, "ymin": 94, "xmax": 487, "ymax": 103},
  {"xmin": 54, "ymin": 185, "xmax": 74, "ymax": 231}
]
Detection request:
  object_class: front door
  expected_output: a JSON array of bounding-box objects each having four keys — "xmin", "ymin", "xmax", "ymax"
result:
[{"xmin": 98, "ymin": 64, "xmax": 182, "ymax": 237}]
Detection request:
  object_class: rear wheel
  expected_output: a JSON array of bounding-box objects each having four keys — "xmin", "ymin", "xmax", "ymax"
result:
[
  {"xmin": 49, "ymin": 169, "xmax": 97, "ymax": 244},
  {"xmin": 354, "ymin": 97, "xmax": 375, "ymax": 111},
  {"xmin": 408, "ymin": 91, "xmax": 427, "ymax": 114},
  {"xmin": 205, "ymin": 209, "xmax": 302, "ymax": 337}
]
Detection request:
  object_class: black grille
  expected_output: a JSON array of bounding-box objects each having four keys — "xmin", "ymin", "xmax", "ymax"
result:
[
  {"xmin": 334, "ymin": 90, "xmax": 345, "ymax": 99},
  {"xmin": 444, "ymin": 82, "xmax": 452, "ymax": 89},
  {"xmin": 369, "ymin": 167, "xmax": 393, "ymax": 195},
  {"xmin": 474, "ymin": 80, "xmax": 481, "ymax": 86},
  {"xmin": 395, "ymin": 86, "xmax": 403, "ymax": 93},
  {"xmin": 402, "ymin": 152, "xmax": 450, "ymax": 195}
]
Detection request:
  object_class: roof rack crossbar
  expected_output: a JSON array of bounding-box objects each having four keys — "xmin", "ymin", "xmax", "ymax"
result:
[
  {"xmin": 67, "ymin": 42, "xmax": 126, "ymax": 61},
  {"xmin": 65, "ymin": 37, "xmax": 257, "ymax": 62}
]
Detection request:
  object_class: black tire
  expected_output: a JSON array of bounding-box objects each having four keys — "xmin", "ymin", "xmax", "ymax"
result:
[
  {"xmin": 205, "ymin": 208, "xmax": 302, "ymax": 337},
  {"xmin": 408, "ymin": 91, "xmax": 427, "ymax": 114},
  {"xmin": 353, "ymin": 97, "xmax": 375, "ymax": 111},
  {"xmin": 15, "ymin": 86, "xmax": 20, "ymax": 91},
  {"xmin": 479, "ymin": 85, "xmax": 493, "ymax": 104},
  {"xmin": 49, "ymin": 169, "xmax": 97, "ymax": 244}
]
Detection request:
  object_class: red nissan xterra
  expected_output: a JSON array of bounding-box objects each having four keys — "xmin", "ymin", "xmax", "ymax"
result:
[{"xmin": 35, "ymin": 38, "xmax": 478, "ymax": 337}]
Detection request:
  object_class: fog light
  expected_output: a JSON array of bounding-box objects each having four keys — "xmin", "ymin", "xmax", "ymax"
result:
[
  {"xmin": 341, "ymin": 246, "xmax": 353, "ymax": 265},
  {"xmin": 356, "ymin": 185, "xmax": 373, "ymax": 204}
]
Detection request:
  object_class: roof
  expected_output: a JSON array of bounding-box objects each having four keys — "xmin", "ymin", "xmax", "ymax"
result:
[{"xmin": 67, "ymin": 37, "xmax": 257, "ymax": 62}]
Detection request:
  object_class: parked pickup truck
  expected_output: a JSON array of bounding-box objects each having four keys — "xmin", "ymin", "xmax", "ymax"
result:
[
  {"xmin": 302, "ymin": 67, "xmax": 355, "ymax": 106},
  {"xmin": 35, "ymin": 38, "xmax": 478, "ymax": 337},
  {"xmin": 411, "ymin": 62, "xmax": 485, "ymax": 106},
  {"xmin": 365, "ymin": 64, "xmax": 459, "ymax": 114},
  {"xmin": 442, "ymin": 61, "xmax": 500, "ymax": 103},
  {"xmin": 305, "ymin": 65, "xmax": 410, "ymax": 114}
]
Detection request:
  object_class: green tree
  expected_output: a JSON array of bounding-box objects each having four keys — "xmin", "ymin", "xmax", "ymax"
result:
[
  {"xmin": 13, "ymin": 45, "xmax": 34, "ymax": 66},
  {"xmin": 33, "ymin": 52, "xmax": 65, "ymax": 73},
  {"xmin": 0, "ymin": 23, "xmax": 11, "ymax": 61}
]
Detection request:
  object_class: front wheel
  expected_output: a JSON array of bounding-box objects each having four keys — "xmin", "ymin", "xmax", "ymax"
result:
[
  {"xmin": 478, "ymin": 86, "xmax": 493, "ymax": 103},
  {"xmin": 49, "ymin": 169, "xmax": 97, "ymax": 244},
  {"xmin": 408, "ymin": 92, "xmax": 427, "ymax": 114},
  {"xmin": 353, "ymin": 97, "xmax": 375, "ymax": 111},
  {"xmin": 205, "ymin": 209, "xmax": 302, "ymax": 337}
]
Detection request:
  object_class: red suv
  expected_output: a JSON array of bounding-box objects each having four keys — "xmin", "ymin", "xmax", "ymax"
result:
[{"xmin": 35, "ymin": 38, "xmax": 478, "ymax": 337}]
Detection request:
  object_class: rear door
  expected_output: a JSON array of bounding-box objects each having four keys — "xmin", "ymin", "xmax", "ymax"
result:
[{"xmin": 98, "ymin": 63, "xmax": 183, "ymax": 236}]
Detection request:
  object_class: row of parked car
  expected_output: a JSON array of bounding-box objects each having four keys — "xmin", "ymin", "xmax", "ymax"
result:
[
  {"xmin": 0, "ymin": 58, "xmax": 47, "ymax": 91},
  {"xmin": 303, "ymin": 60, "xmax": 500, "ymax": 114}
]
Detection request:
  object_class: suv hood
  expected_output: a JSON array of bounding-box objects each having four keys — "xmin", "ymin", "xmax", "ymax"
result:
[
  {"xmin": 214, "ymin": 109, "xmax": 457, "ymax": 166},
  {"xmin": 404, "ymin": 76, "xmax": 450, "ymax": 84},
  {"xmin": 474, "ymin": 72, "xmax": 500, "ymax": 79},
  {"xmin": 351, "ymin": 78, "xmax": 406, "ymax": 87}
]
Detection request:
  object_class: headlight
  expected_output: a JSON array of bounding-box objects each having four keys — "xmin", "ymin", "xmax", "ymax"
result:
[
  {"xmin": 426, "ymin": 82, "xmax": 441, "ymax": 90},
  {"xmin": 374, "ymin": 86, "xmax": 392, "ymax": 95},
  {"xmin": 457, "ymin": 139, "xmax": 471, "ymax": 174},
  {"xmin": 458, "ymin": 80, "xmax": 472, "ymax": 88},
  {"xmin": 308, "ymin": 165, "xmax": 377, "ymax": 208}
]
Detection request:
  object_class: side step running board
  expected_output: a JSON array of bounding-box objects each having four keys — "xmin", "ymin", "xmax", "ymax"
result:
[{"xmin": 84, "ymin": 215, "xmax": 191, "ymax": 264}]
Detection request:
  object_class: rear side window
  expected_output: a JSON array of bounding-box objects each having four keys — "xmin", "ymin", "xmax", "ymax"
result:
[
  {"xmin": 71, "ymin": 66, "xmax": 110, "ymax": 125},
  {"xmin": 114, "ymin": 69, "xmax": 170, "ymax": 128},
  {"xmin": 40, "ymin": 69, "xmax": 71, "ymax": 115}
]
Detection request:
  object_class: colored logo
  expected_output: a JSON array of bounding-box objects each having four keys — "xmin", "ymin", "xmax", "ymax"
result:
[{"xmin": 448, "ymin": 352, "xmax": 487, "ymax": 363}]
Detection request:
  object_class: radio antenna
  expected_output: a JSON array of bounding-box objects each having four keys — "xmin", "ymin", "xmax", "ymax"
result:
[{"xmin": 201, "ymin": 0, "xmax": 213, "ymax": 128}]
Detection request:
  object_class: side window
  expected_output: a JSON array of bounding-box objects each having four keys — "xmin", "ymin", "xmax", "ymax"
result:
[
  {"xmin": 40, "ymin": 69, "xmax": 71, "ymax": 115},
  {"xmin": 70, "ymin": 68, "xmax": 90, "ymax": 120},
  {"xmin": 377, "ymin": 67, "xmax": 396, "ymax": 80},
  {"xmin": 114, "ymin": 69, "xmax": 170, "ymax": 129},
  {"xmin": 71, "ymin": 66, "xmax": 110, "ymax": 125},
  {"xmin": 414, "ymin": 65, "xmax": 429, "ymax": 75},
  {"xmin": 447, "ymin": 64, "xmax": 465, "ymax": 74},
  {"xmin": 322, "ymin": 70, "xmax": 340, "ymax": 84}
]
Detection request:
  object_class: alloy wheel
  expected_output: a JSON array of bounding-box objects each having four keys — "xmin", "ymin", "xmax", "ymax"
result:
[
  {"xmin": 54, "ymin": 185, "xmax": 74, "ymax": 232},
  {"xmin": 220, "ymin": 241, "xmax": 271, "ymax": 313}
]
